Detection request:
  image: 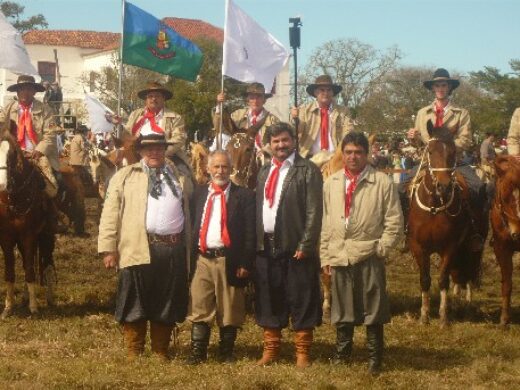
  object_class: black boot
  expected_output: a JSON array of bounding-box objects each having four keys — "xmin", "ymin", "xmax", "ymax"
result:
[
  {"xmin": 366, "ymin": 324, "xmax": 384, "ymax": 375},
  {"xmin": 330, "ymin": 322, "xmax": 354, "ymax": 365},
  {"xmin": 218, "ymin": 326, "xmax": 237, "ymax": 363},
  {"xmin": 186, "ymin": 322, "xmax": 210, "ymax": 365}
]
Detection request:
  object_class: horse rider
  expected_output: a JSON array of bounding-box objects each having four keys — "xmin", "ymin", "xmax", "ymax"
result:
[
  {"xmin": 186, "ymin": 150, "xmax": 255, "ymax": 364},
  {"xmin": 321, "ymin": 132, "xmax": 403, "ymax": 375},
  {"xmin": 507, "ymin": 107, "xmax": 520, "ymax": 160},
  {"xmin": 405, "ymin": 68, "xmax": 487, "ymax": 250},
  {"xmin": 111, "ymin": 81, "xmax": 192, "ymax": 174},
  {"xmin": 98, "ymin": 133, "xmax": 193, "ymax": 361},
  {"xmin": 290, "ymin": 75, "xmax": 354, "ymax": 167},
  {"xmin": 211, "ymin": 82, "xmax": 280, "ymax": 155},
  {"xmin": 480, "ymin": 132, "xmax": 496, "ymax": 166},
  {"xmin": 255, "ymin": 122, "xmax": 323, "ymax": 368},
  {"xmin": 69, "ymin": 124, "xmax": 93, "ymax": 237}
]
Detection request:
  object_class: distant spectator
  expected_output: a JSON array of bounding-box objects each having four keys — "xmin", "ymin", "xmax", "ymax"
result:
[{"xmin": 480, "ymin": 132, "xmax": 496, "ymax": 165}]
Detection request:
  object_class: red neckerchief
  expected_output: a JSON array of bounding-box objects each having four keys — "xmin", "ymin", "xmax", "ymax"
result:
[
  {"xmin": 434, "ymin": 102, "xmax": 447, "ymax": 127},
  {"xmin": 131, "ymin": 109, "xmax": 164, "ymax": 135},
  {"xmin": 344, "ymin": 168, "xmax": 361, "ymax": 218},
  {"xmin": 320, "ymin": 106, "xmax": 329, "ymax": 150},
  {"xmin": 199, "ymin": 182, "xmax": 231, "ymax": 253},
  {"xmin": 264, "ymin": 158, "xmax": 283, "ymax": 208},
  {"xmin": 17, "ymin": 102, "xmax": 38, "ymax": 149}
]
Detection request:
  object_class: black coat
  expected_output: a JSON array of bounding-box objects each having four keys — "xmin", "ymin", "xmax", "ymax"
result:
[
  {"xmin": 191, "ymin": 182, "xmax": 256, "ymax": 287},
  {"xmin": 256, "ymin": 153, "xmax": 323, "ymax": 257}
]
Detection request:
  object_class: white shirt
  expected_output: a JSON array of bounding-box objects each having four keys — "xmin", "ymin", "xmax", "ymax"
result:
[
  {"xmin": 311, "ymin": 105, "xmax": 334, "ymax": 155},
  {"xmin": 344, "ymin": 165, "xmax": 369, "ymax": 229},
  {"xmin": 262, "ymin": 152, "xmax": 296, "ymax": 233},
  {"xmin": 145, "ymin": 166, "xmax": 184, "ymax": 235},
  {"xmin": 139, "ymin": 109, "xmax": 164, "ymax": 136},
  {"xmin": 18, "ymin": 103, "xmax": 35, "ymax": 151},
  {"xmin": 199, "ymin": 183, "xmax": 231, "ymax": 249}
]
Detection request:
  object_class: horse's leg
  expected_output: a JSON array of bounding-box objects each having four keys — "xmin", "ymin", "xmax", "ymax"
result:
[
  {"xmin": 465, "ymin": 282, "xmax": 473, "ymax": 303},
  {"xmin": 39, "ymin": 229, "xmax": 56, "ymax": 307},
  {"xmin": 19, "ymin": 237, "xmax": 39, "ymax": 314},
  {"xmin": 438, "ymin": 248, "xmax": 456, "ymax": 327},
  {"xmin": 1, "ymin": 241, "xmax": 16, "ymax": 319},
  {"xmin": 494, "ymin": 243, "xmax": 513, "ymax": 327},
  {"xmin": 410, "ymin": 240, "xmax": 431, "ymax": 324}
]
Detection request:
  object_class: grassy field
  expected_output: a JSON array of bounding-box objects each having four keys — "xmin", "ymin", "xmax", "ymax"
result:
[{"xmin": 1, "ymin": 200, "xmax": 519, "ymax": 389}]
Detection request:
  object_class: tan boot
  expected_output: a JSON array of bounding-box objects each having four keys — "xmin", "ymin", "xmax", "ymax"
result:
[
  {"xmin": 295, "ymin": 329, "xmax": 313, "ymax": 369},
  {"xmin": 256, "ymin": 328, "xmax": 281, "ymax": 366},
  {"xmin": 150, "ymin": 322, "xmax": 173, "ymax": 360},
  {"xmin": 123, "ymin": 321, "xmax": 147, "ymax": 360}
]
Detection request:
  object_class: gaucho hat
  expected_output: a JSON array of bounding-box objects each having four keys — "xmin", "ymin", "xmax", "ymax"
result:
[
  {"xmin": 137, "ymin": 81, "xmax": 173, "ymax": 100},
  {"xmin": 242, "ymin": 82, "xmax": 272, "ymax": 99},
  {"xmin": 7, "ymin": 75, "xmax": 46, "ymax": 93},
  {"xmin": 306, "ymin": 75, "xmax": 342, "ymax": 97},
  {"xmin": 136, "ymin": 133, "xmax": 172, "ymax": 149},
  {"xmin": 423, "ymin": 68, "xmax": 460, "ymax": 91}
]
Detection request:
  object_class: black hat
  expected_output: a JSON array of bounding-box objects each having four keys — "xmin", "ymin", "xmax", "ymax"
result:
[
  {"xmin": 306, "ymin": 75, "xmax": 342, "ymax": 97},
  {"xmin": 7, "ymin": 75, "xmax": 46, "ymax": 93},
  {"xmin": 136, "ymin": 133, "xmax": 172, "ymax": 149},
  {"xmin": 423, "ymin": 68, "xmax": 460, "ymax": 91}
]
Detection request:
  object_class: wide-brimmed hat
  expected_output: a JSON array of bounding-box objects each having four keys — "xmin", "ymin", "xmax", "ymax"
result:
[
  {"xmin": 423, "ymin": 68, "xmax": 460, "ymax": 91},
  {"xmin": 7, "ymin": 75, "xmax": 46, "ymax": 93},
  {"xmin": 306, "ymin": 75, "xmax": 342, "ymax": 97},
  {"xmin": 137, "ymin": 81, "xmax": 173, "ymax": 100},
  {"xmin": 242, "ymin": 82, "xmax": 272, "ymax": 99},
  {"xmin": 136, "ymin": 133, "xmax": 172, "ymax": 149}
]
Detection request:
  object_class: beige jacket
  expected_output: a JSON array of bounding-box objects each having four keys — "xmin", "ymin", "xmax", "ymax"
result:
[
  {"xmin": 0, "ymin": 99, "xmax": 61, "ymax": 170},
  {"xmin": 97, "ymin": 160, "xmax": 193, "ymax": 270},
  {"xmin": 293, "ymin": 101, "xmax": 354, "ymax": 158},
  {"xmin": 320, "ymin": 166, "xmax": 403, "ymax": 267},
  {"xmin": 69, "ymin": 134, "xmax": 90, "ymax": 166},
  {"xmin": 125, "ymin": 107, "xmax": 187, "ymax": 159},
  {"xmin": 507, "ymin": 107, "xmax": 520, "ymax": 155},
  {"xmin": 415, "ymin": 102, "xmax": 472, "ymax": 151}
]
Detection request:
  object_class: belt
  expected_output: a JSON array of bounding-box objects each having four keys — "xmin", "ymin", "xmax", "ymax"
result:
[
  {"xmin": 147, "ymin": 233, "xmax": 182, "ymax": 246},
  {"xmin": 199, "ymin": 247, "xmax": 226, "ymax": 258}
]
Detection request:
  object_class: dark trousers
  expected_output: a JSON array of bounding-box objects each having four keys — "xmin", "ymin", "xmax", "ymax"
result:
[{"xmin": 254, "ymin": 247, "xmax": 322, "ymax": 330}]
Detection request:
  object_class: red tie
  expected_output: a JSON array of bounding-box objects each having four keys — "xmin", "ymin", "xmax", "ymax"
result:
[
  {"xmin": 199, "ymin": 182, "xmax": 231, "ymax": 253},
  {"xmin": 320, "ymin": 107, "xmax": 329, "ymax": 150},
  {"xmin": 435, "ymin": 105, "xmax": 444, "ymax": 127},
  {"xmin": 131, "ymin": 109, "xmax": 164, "ymax": 135},
  {"xmin": 264, "ymin": 158, "xmax": 283, "ymax": 208},
  {"xmin": 17, "ymin": 103, "xmax": 38, "ymax": 149},
  {"xmin": 344, "ymin": 168, "xmax": 360, "ymax": 218}
]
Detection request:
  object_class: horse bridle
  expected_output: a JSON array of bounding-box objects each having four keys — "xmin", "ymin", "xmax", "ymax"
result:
[
  {"xmin": 229, "ymin": 134, "xmax": 257, "ymax": 186},
  {"xmin": 494, "ymin": 186, "xmax": 520, "ymax": 238}
]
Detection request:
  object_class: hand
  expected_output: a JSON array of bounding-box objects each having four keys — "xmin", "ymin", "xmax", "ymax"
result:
[
  {"xmin": 407, "ymin": 128, "xmax": 418, "ymax": 140},
  {"xmin": 293, "ymin": 250, "xmax": 305, "ymax": 260},
  {"xmin": 217, "ymin": 92, "xmax": 226, "ymax": 104},
  {"xmin": 290, "ymin": 107, "xmax": 299, "ymax": 120},
  {"xmin": 103, "ymin": 252, "xmax": 119, "ymax": 269},
  {"xmin": 235, "ymin": 267, "xmax": 249, "ymax": 279},
  {"xmin": 106, "ymin": 113, "xmax": 122, "ymax": 125},
  {"xmin": 30, "ymin": 150, "xmax": 44, "ymax": 160},
  {"xmin": 322, "ymin": 265, "xmax": 331, "ymax": 276}
]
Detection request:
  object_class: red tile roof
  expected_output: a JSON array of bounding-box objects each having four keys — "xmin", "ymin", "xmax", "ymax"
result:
[{"xmin": 22, "ymin": 18, "xmax": 223, "ymax": 50}]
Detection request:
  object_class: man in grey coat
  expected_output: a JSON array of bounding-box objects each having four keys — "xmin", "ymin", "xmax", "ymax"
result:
[{"xmin": 321, "ymin": 131, "xmax": 403, "ymax": 375}]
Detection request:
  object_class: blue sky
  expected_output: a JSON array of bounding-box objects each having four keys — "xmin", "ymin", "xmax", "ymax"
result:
[{"xmin": 17, "ymin": 0, "xmax": 520, "ymax": 74}]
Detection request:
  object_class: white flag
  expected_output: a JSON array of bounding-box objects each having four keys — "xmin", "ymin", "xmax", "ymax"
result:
[
  {"xmin": 223, "ymin": 0, "xmax": 289, "ymax": 91},
  {"xmin": 84, "ymin": 94, "xmax": 114, "ymax": 134},
  {"xmin": 0, "ymin": 11, "xmax": 38, "ymax": 76}
]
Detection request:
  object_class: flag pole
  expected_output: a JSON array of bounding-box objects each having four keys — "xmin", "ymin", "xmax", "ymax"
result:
[
  {"xmin": 116, "ymin": 0, "xmax": 126, "ymax": 139},
  {"xmin": 289, "ymin": 17, "xmax": 302, "ymax": 149},
  {"xmin": 218, "ymin": 0, "xmax": 232, "ymax": 150}
]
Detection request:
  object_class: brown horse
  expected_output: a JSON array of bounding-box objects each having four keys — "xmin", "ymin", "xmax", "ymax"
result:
[
  {"xmin": 226, "ymin": 130, "xmax": 260, "ymax": 189},
  {"xmin": 0, "ymin": 132, "xmax": 56, "ymax": 317},
  {"xmin": 490, "ymin": 155, "xmax": 520, "ymax": 326},
  {"xmin": 189, "ymin": 141, "xmax": 210, "ymax": 185},
  {"xmin": 407, "ymin": 121, "xmax": 483, "ymax": 326}
]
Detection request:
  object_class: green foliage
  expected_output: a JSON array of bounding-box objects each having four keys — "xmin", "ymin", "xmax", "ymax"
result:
[{"xmin": 0, "ymin": 0, "xmax": 48, "ymax": 33}]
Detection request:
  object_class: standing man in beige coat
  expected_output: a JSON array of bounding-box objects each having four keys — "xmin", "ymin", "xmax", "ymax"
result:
[
  {"xmin": 321, "ymin": 132, "xmax": 403, "ymax": 375},
  {"xmin": 290, "ymin": 75, "xmax": 354, "ymax": 166},
  {"xmin": 98, "ymin": 133, "xmax": 193, "ymax": 360},
  {"xmin": 507, "ymin": 107, "xmax": 520, "ymax": 159}
]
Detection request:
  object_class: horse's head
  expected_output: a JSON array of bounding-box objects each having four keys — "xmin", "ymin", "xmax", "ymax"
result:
[
  {"xmin": 225, "ymin": 132, "xmax": 256, "ymax": 187},
  {"xmin": 495, "ymin": 155, "xmax": 520, "ymax": 239},
  {"xmin": 0, "ymin": 132, "xmax": 23, "ymax": 192},
  {"xmin": 426, "ymin": 120, "xmax": 457, "ymax": 192},
  {"xmin": 190, "ymin": 142, "xmax": 210, "ymax": 185}
]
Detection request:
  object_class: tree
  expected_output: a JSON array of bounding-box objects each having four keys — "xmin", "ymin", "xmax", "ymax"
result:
[
  {"xmin": 300, "ymin": 38, "xmax": 402, "ymax": 115},
  {"xmin": 0, "ymin": 1, "xmax": 48, "ymax": 33}
]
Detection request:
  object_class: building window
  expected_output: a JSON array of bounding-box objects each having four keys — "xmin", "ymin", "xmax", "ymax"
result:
[{"xmin": 38, "ymin": 61, "xmax": 56, "ymax": 83}]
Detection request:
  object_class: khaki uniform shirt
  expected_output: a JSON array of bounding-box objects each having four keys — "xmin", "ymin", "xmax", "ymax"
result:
[
  {"xmin": 69, "ymin": 134, "xmax": 90, "ymax": 166},
  {"xmin": 0, "ymin": 99, "xmax": 61, "ymax": 170},
  {"xmin": 98, "ymin": 160, "xmax": 193, "ymax": 270},
  {"xmin": 414, "ymin": 102, "xmax": 472, "ymax": 151},
  {"xmin": 507, "ymin": 107, "xmax": 520, "ymax": 156},
  {"xmin": 320, "ymin": 166, "xmax": 403, "ymax": 267},
  {"xmin": 293, "ymin": 101, "xmax": 354, "ymax": 158}
]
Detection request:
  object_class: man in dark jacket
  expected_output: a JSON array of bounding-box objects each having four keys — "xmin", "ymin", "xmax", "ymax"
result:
[
  {"xmin": 186, "ymin": 149, "xmax": 255, "ymax": 364},
  {"xmin": 255, "ymin": 122, "xmax": 323, "ymax": 368}
]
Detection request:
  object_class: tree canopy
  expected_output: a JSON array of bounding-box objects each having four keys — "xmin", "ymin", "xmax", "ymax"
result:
[{"xmin": 1, "ymin": 1, "xmax": 47, "ymax": 33}]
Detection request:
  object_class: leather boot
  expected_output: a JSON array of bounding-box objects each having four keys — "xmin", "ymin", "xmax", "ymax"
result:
[
  {"xmin": 256, "ymin": 328, "xmax": 281, "ymax": 366},
  {"xmin": 366, "ymin": 324, "xmax": 384, "ymax": 375},
  {"xmin": 295, "ymin": 329, "xmax": 313, "ymax": 369},
  {"xmin": 330, "ymin": 322, "xmax": 354, "ymax": 364},
  {"xmin": 150, "ymin": 322, "xmax": 173, "ymax": 360},
  {"xmin": 218, "ymin": 326, "xmax": 238, "ymax": 363},
  {"xmin": 186, "ymin": 322, "xmax": 210, "ymax": 365},
  {"xmin": 123, "ymin": 320, "xmax": 147, "ymax": 360}
]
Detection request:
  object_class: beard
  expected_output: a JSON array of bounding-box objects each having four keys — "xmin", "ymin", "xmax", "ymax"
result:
[{"xmin": 211, "ymin": 174, "xmax": 229, "ymax": 187}]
